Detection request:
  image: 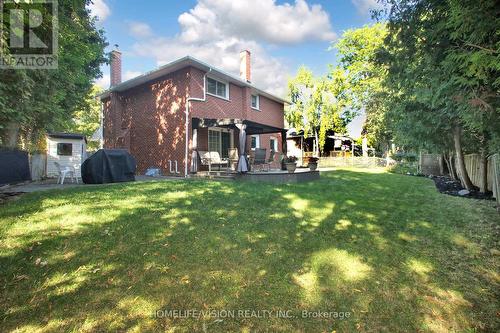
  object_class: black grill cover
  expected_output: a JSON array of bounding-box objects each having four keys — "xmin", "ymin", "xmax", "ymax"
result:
[
  {"xmin": 0, "ymin": 150, "xmax": 31, "ymax": 185},
  {"xmin": 81, "ymin": 149, "xmax": 136, "ymax": 184}
]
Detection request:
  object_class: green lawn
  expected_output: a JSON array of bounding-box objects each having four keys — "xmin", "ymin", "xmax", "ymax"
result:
[{"xmin": 1, "ymin": 169, "xmax": 498, "ymax": 332}]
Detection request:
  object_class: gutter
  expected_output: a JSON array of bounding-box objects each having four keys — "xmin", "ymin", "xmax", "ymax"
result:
[{"xmin": 184, "ymin": 68, "xmax": 212, "ymax": 177}]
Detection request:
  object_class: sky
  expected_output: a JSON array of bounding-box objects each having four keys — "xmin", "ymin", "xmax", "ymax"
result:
[{"xmin": 88, "ymin": 0, "xmax": 381, "ymax": 137}]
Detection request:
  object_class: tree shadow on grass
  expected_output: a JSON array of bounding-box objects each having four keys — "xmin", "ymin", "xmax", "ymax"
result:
[{"xmin": 0, "ymin": 170, "xmax": 498, "ymax": 332}]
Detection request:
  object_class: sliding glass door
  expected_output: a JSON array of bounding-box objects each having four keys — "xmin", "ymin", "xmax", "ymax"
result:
[{"xmin": 208, "ymin": 128, "xmax": 233, "ymax": 158}]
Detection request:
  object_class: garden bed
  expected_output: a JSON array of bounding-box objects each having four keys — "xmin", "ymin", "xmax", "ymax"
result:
[{"xmin": 430, "ymin": 175, "xmax": 494, "ymax": 200}]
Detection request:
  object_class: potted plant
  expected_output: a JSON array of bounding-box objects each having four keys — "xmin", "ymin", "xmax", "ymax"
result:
[
  {"xmin": 284, "ymin": 156, "xmax": 298, "ymax": 173},
  {"xmin": 306, "ymin": 157, "xmax": 319, "ymax": 171}
]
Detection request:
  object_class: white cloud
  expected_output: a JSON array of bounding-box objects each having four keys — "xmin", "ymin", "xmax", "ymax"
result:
[
  {"xmin": 132, "ymin": 36, "xmax": 288, "ymax": 96},
  {"xmin": 124, "ymin": 70, "xmax": 142, "ymax": 81},
  {"xmin": 87, "ymin": 0, "xmax": 111, "ymax": 21},
  {"xmin": 351, "ymin": 0, "xmax": 382, "ymax": 15},
  {"xmin": 94, "ymin": 70, "xmax": 142, "ymax": 89},
  {"xmin": 178, "ymin": 0, "xmax": 336, "ymax": 44},
  {"xmin": 95, "ymin": 72, "xmax": 110, "ymax": 89},
  {"xmin": 128, "ymin": 0, "xmax": 338, "ymax": 96},
  {"xmin": 128, "ymin": 22, "xmax": 153, "ymax": 38}
]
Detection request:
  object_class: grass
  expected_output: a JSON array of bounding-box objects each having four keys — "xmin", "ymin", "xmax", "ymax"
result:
[{"xmin": 0, "ymin": 169, "xmax": 498, "ymax": 332}]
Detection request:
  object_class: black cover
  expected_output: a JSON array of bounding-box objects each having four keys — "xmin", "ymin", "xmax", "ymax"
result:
[
  {"xmin": 81, "ymin": 149, "xmax": 136, "ymax": 184},
  {"xmin": 0, "ymin": 150, "xmax": 31, "ymax": 185}
]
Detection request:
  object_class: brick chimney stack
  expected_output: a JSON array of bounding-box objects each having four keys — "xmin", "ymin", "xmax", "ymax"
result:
[
  {"xmin": 110, "ymin": 46, "xmax": 122, "ymax": 87},
  {"xmin": 239, "ymin": 50, "xmax": 251, "ymax": 83}
]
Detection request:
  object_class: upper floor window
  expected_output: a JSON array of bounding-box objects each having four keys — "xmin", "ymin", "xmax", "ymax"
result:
[
  {"xmin": 207, "ymin": 77, "xmax": 228, "ymax": 99},
  {"xmin": 251, "ymin": 94, "xmax": 260, "ymax": 110}
]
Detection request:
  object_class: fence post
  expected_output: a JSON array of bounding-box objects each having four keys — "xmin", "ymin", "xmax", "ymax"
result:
[
  {"xmin": 351, "ymin": 142, "xmax": 355, "ymax": 167},
  {"xmin": 418, "ymin": 151, "xmax": 422, "ymax": 174}
]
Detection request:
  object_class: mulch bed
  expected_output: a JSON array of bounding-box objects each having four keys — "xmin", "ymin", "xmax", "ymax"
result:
[{"xmin": 430, "ymin": 175, "xmax": 494, "ymax": 200}]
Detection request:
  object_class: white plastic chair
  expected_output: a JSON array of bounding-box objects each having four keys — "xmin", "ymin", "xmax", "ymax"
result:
[{"xmin": 54, "ymin": 162, "xmax": 78, "ymax": 184}]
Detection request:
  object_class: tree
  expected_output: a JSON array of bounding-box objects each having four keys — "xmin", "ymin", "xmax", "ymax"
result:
[
  {"xmin": 66, "ymin": 85, "xmax": 103, "ymax": 150},
  {"xmin": 331, "ymin": 23, "xmax": 390, "ymax": 153},
  {"xmin": 286, "ymin": 66, "xmax": 351, "ymax": 156},
  {"xmin": 0, "ymin": 0, "xmax": 108, "ymax": 151},
  {"xmin": 375, "ymin": 0, "xmax": 499, "ymax": 190}
]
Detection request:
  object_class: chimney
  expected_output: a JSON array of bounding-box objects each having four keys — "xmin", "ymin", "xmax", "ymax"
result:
[
  {"xmin": 239, "ymin": 50, "xmax": 251, "ymax": 83},
  {"xmin": 110, "ymin": 45, "xmax": 122, "ymax": 87}
]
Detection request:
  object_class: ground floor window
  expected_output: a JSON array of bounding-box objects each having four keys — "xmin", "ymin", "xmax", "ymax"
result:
[
  {"xmin": 208, "ymin": 128, "xmax": 233, "ymax": 158},
  {"xmin": 270, "ymin": 137, "xmax": 278, "ymax": 152},
  {"xmin": 251, "ymin": 135, "xmax": 260, "ymax": 150}
]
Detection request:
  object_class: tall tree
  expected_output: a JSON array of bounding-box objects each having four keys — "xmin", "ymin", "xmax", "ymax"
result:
[
  {"xmin": 66, "ymin": 85, "xmax": 103, "ymax": 150},
  {"xmin": 0, "ymin": 0, "xmax": 108, "ymax": 150},
  {"xmin": 375, "ymin": 0, "xmax": 499, "ymax": 190},
  {"xmin": 286, "ymin": 66, "xmax": 351, "ymax": 156},
  {"xmin": 331, "ymin": 23, "xmax": 390, "ymax": 153}
]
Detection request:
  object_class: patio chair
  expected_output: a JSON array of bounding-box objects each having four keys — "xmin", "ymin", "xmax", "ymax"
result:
[
  {"xmin": 228, "ymin": 148, "xmax": 239, "ymax": 171},
  {"xmin": 198, "ymin": 151, "xmax": 229, "ymax": 173},
  {"xmin": 54, "ymin": 161, "xmax": 79, "ymax": 184},
  {"xmin": 250, "ymin": 148, "xmax": 269, "ymax": 172}
]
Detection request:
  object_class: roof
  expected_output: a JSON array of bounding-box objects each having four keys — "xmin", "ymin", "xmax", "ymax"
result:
[
  {"xmin": 327, "ymin": 135, "xmax": 354, "ymax": 141},
  {"xmin": 286, "ymin": 129, "xmax": 353, "ymax": 141},
  {"xmin": 98, "ymin": 56, "xmax": 289, "ymax": 104},
  {"xmin": 47, "ymin": 133, "xmax": 87, "ymax": 142}
]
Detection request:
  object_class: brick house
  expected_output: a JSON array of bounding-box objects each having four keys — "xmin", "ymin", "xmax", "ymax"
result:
[{"xmin": 99, "ymin": 50, "xmax": 287, "ymax": 176}]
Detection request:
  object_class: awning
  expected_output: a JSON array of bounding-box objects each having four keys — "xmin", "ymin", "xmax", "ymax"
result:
[{"xmin": 192, "ymin": 118, "xmax": 285, "ymax": 135}]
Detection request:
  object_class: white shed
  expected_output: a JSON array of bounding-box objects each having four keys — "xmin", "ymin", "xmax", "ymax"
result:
[{"xmin": 46, "ymin": 133, "xmax": 87, "ymax": 178}]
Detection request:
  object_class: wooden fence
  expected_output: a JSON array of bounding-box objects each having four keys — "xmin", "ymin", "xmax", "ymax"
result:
[
  {"xmin": 30, "ymin": 153, "xmax": 46, "ymax": 181},
  {"xmin": 419, "ymin": 154, "xmax": 444, "ymax": 175},
  {"xmin": 419, "ymin": 153, "xmax": 499, "ymax": 202},
  {"xmin": 490, "ymin": 154, "xmax": 499, "ymax": 206},
  {"xmin": 459, "ymin": 154, "xmax": 499, "ymax": 200}
]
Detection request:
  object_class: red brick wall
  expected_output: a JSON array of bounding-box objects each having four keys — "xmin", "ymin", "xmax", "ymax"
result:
[
  {"xmin": 189, "ymin": 67, "xmax": 284, "ymax": 129},
  {"xmin": 247, "ymin": 132, "xmax": 283, "ymax": 163},
  {"xmin": 103, "ymin": 65, "xmax": 285, "ymax": 176},
  {"xmin": 103, "ymin": 68, "xmax": 189, "ymax": 176},
  {"xmin": 188, "ymin": 67, "xmax": 285, "ymax": 169}
]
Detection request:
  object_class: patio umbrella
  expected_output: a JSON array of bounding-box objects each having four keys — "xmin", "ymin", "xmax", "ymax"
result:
[
  {"xmin": 236, "ymin": 123, "xmax": 248, "ymax": 172},
  {"xmin": 190, "ymin": 128, "xmax": 198, "ymax": 172}
]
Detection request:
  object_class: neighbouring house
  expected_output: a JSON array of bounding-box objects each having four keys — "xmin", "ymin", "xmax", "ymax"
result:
[
  {"xmin": 46, "ymin": 133, "xmax": 87, "ymax": 178},
  {"xmin": 99, "ymin": 49, "xmax": 287, "ymax": 176},
  {"xmin": 287, "ymin": 129, "xmax": 356, "ymax": 165}
]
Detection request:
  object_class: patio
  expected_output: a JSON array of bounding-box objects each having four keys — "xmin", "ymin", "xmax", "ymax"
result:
[
  {"xmin": 0, "ymin": 175, "xmax": 179, "ymax": 194},
  {"xmin": 190, "ymin": 117, "xmax": 287, "ymax": 175}
]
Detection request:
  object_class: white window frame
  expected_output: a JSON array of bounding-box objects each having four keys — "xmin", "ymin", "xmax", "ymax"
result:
[
  {"xmin": 251, "ymin": 94, "xmax": 260, "ymax": 110},
  {"xmin": 270, "ymin": 136, "xmax": 278, "ymax": 152},
  {"xmin": 57, "ymin": 142, "xmax": 73, "ymax": 156},
  {"xmin": 206, "ymin": 76, "xmax": 229, "ymax": 100},
  {"xmin": 250, "ymin": 135, "xmax": 260, "ymax": 150},
  {"xmin": 208, "ymin": 127, "xmax": 234, "ymax": 158}
]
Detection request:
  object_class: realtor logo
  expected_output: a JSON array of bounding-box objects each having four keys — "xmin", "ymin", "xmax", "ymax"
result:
[{"xmin": 0, "ymin": 0, "xmax": 58, "ymax": 69}]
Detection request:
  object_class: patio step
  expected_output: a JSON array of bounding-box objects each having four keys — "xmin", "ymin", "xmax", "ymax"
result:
[{"xmin": 191, "ymin": 172, "xmax": 236, "ymax": 180}]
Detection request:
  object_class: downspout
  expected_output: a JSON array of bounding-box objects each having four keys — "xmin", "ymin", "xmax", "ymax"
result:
[
  {"xmin": 185, "ymin": 68, "xmax": 212, "ymax": 177},
  {"xmin": 99, "ymin": 102, "xmax": 104, "ymax": 149}
]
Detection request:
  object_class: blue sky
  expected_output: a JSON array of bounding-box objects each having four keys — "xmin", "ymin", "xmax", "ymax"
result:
[{"xmin": 88, "ymin": 0, "xmax": 379, "ymax": 137}]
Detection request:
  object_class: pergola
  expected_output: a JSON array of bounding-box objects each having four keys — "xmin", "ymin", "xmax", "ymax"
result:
[{"xmin": 190, "ymin": 117, "xmax": 287, "ymax": 173}]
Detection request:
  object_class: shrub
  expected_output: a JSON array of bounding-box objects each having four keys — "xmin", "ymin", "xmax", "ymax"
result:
[{"xmin": 393, "ymin": 152, "xmax": 418, "ymax": 163}]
